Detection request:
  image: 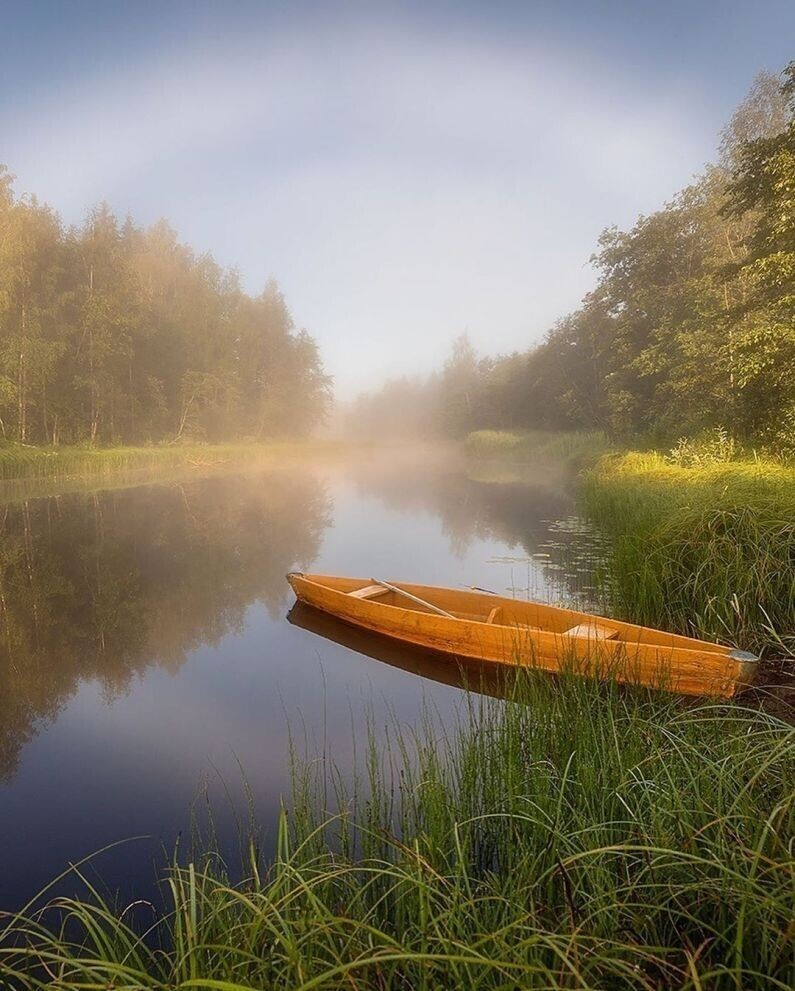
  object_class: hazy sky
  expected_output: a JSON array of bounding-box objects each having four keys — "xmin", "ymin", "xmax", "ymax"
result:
[{"xmin": 2, "ymin": 1, "xmax": 793, "ymax": 396}]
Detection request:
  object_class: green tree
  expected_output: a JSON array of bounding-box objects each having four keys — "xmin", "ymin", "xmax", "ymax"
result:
[
  {"xmin": 724, "ymin": 62, "xmax": 795, "ymax": 443},
  {"xmin": 0, "ymin": 169, "xmax": 330, "ymax": 446},
  {"xmin": 437, "ymin": 334, "xmax": 482, "ymax": 436},
  {"xmin": 0, "ymin": 174, "xmax": 65, "ymax": 442}
]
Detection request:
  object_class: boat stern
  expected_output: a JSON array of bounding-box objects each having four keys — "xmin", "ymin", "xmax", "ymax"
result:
[{"xmin": 728, "ymin": 648, "xmax": 760, "ymax": 690}]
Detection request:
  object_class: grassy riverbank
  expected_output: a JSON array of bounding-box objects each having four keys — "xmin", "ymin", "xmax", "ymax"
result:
[
  {"xmin": 1, "ymin": 673, "xmax": 792, "ymax": 989},
  {"xmin": 0, "ymin": 440, "xmax": 340, "ymax": 484},
  {"xmin": 465, "ymin": 428, "xmax": 611, "ymax": 465},
  {"xmin": 582, "ymin": 451, "xmax": 795, "ymax": 658},
  {"xmin": 465, "ymin": 430, "xmax": 795, "ymax": 659}
]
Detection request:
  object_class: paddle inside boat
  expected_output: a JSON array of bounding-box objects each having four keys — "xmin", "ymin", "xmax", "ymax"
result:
[{"xmin": 286, "ymin": 572, "xmax": 759, "ymax": 697}]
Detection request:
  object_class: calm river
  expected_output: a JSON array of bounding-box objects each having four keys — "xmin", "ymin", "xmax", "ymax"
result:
[{"xmin": 0, "ymin": 449, "xmax": 606, "ymax": 911}]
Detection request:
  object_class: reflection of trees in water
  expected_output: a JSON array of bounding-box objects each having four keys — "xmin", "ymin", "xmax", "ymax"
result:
[
  {"xmin": 350, "ymin": 457, "xmax": 573, "ymax": 553},
  {"xmin": 0, "ymin": 470, "xmax": 331, "ymax": 778},
  {"xmin": 349, "ymin": 455, "xmax": 607, "ymax": 605}
]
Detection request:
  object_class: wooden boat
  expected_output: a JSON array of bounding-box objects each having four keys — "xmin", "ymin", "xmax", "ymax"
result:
[{"xmin": 286, "ymin": 573, "xmax": 759, "ymax": 697}]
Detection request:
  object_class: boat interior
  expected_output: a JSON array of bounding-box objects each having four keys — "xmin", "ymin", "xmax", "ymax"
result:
[
  {"xmin": 292, "ymin": 573, "xmax": 737, "ymax": 656},
  {"xmin": 348, "ymin": 582, "xmax": 620, "ymax": 640}
]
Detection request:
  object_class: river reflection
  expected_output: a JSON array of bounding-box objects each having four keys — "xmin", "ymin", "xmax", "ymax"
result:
[
  {"xmin": 0, "ymin": 469, "xmax": 331, "ymax": 779},
  {"xmin": 0, "ymin": 450, "xmax": 603, "ymax": 910}
]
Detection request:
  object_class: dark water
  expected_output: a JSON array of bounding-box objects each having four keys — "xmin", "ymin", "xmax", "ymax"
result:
[{"xmin": 0, "ymin": 450, "xmax": 606, "ymax": 911}]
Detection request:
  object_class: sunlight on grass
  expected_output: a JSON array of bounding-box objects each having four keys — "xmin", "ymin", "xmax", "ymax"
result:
[
  {"xmin": 583, "ymin": 451, "xmax": 795, "ymax": 657},
  {"xmin": 0, "ymin": 441, "xmax": 338, "ymax": 484}
]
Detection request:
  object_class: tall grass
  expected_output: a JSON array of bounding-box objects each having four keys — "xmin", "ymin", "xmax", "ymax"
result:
[
  {"xmin": 1, "ymin": 673, "xmax": 792, "ymax": 989},
  {"xmin": 0, "ymin": 441, "xmax": 336, "ymax": 484},
  {"xmin": 465, "ymin": 429, "xmax": 611, "ymax": 466},
  {"xmin": 582, "ymin": 451, "xmax": 795, "ymax": 657}
]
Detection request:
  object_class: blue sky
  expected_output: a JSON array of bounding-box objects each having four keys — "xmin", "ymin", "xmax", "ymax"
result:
[{"xmin": 2, "ymin": 1, "xmax": 793, "ymax": 396}]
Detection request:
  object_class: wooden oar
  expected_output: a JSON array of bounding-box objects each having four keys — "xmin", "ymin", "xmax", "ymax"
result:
[{"xmin": 371, "ymin": 579, "xmax": 457, "ymax": 619}]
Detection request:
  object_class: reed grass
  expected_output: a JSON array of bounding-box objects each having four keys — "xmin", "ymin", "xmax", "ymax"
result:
[
  {"xmin": 582, "ymin": 451, "xmax": 795, "ymax": 657},
  {"xmin": 465, "ymin": 429, "xmax": 611, "ymax": 466},
  {"xmin": 0, "ymin": 440, "xmax": 338, "ymax": 484},
  {"xmin": 1, "ymin": 672, "xmax": 792, "ymax": 989}
]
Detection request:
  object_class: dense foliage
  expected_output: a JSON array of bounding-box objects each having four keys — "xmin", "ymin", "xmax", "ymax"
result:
[
  {"xmin": 352, "ymin": 66, "xmax": 795, "ymax": 450},
  {"xmin": 0, "ymin": 180, "xmax": 330, "ymax": 444}
]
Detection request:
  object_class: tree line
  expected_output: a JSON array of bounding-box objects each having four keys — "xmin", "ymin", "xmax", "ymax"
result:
[
  {"xmin": 0, "ymin": 176, "xmax": 331, "ymax": 445},
  {"xmin": 351, "ymin": 65, "xmax": 795, "ymax": 451}
]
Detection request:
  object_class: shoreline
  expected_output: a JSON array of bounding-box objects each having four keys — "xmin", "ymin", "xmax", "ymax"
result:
[{"xmin": 0, "ymin": 440, "xmax": 356, "ymax": 505}]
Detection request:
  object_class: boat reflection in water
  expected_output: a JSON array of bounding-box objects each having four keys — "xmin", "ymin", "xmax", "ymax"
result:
[{"xmin": 287, "ymin": 601, "xmax": 511, "ymax": 699}]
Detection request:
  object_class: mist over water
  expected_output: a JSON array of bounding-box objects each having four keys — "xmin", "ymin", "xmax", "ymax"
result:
[{"xmin": 0, "ymin": 449, "xmax": 604, "ymax": 910}]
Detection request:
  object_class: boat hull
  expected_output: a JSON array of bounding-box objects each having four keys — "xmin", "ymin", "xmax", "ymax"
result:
[{"xmin": 287, "ymin": 573, "xmax": 757, "ymax": 697}]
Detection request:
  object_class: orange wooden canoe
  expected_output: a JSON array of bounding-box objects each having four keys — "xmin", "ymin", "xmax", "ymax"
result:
[{"xmin": 286, "ymin": 572, "xmax": 759, "ymax": 697}]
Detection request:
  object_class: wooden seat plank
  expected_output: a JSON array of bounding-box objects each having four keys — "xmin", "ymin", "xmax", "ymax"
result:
[
  {"xmin": 564, "ymin": 622, "xmax": 620, "ymax": 640},
  {"xmin": 349, "ymin": 584, "xmax": 391, "ymax": 600}
]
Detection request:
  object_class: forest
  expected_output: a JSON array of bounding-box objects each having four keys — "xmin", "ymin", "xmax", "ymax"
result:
[
  {"xmin": 352, "ymin": 65, "xmax": 795, "ymax": 453},
  {"xmin": 6, "ymin": 66, "xmax": 793, "ymax": 455},
  {"xmin": 0, "ymin": 174, "xmax": 331, "ymax": 445}
]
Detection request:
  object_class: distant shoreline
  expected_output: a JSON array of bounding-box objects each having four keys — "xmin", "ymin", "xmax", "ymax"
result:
[{"xmin": 0, "ymin": 440, "xmax": 347, "ymax": 491}]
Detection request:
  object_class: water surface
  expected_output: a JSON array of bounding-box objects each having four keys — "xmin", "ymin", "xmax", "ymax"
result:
[{"xmin": 0, "ymin": 450, "xmax": 605, "ymax": 910}]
